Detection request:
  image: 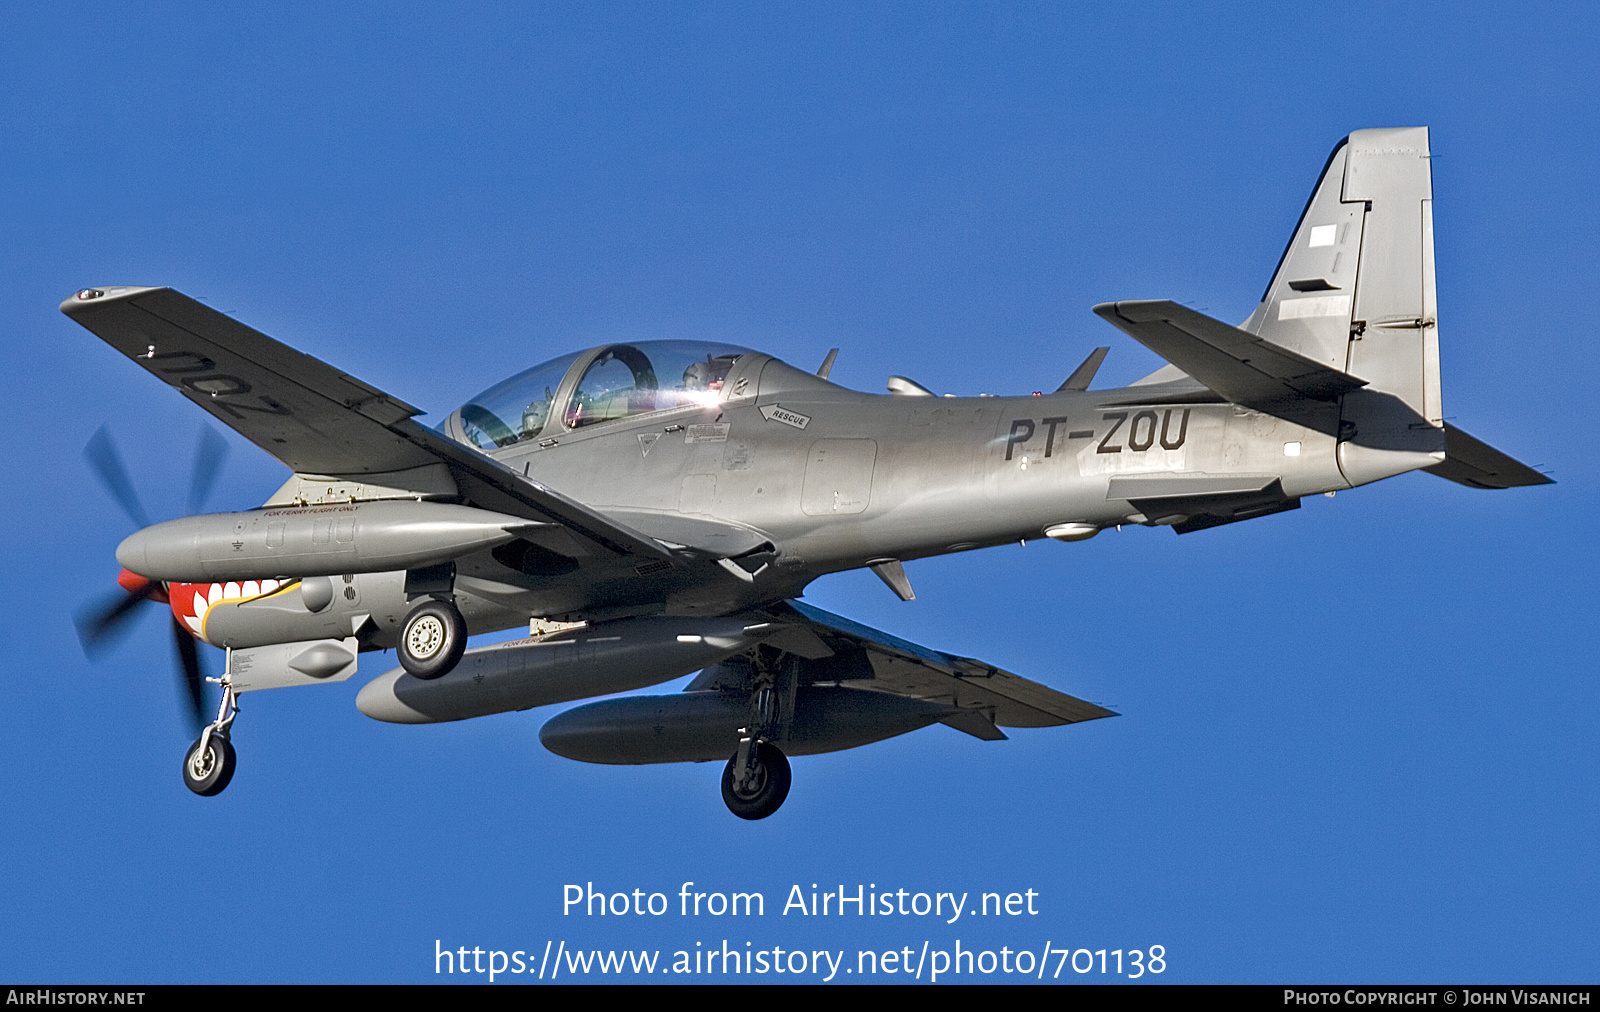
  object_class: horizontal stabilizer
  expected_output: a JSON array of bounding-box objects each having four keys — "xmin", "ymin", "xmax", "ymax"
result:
[
  {"xmin": 1423, "ymin": 423, "xmax": 1553, "ymax": 488},
  {"xmin": 1093, "ymin": 300, "xmax": 1367, "ymax": 408}
]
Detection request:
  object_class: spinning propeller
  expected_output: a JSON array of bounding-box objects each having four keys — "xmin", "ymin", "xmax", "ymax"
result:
[{"xmin": 75, "ymin": 425, "xmax": 230, "ymax": 734}]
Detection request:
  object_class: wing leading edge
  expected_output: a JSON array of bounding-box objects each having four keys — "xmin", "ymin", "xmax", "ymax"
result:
[{"xmin": 62, "ymin": 286, "xmax": 674, "ymax": 564}]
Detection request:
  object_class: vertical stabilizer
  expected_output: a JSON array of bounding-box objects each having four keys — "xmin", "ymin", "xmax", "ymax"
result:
[{"xmin": 1241, "ymin": 128, "xmax": 1445, "ymax": 486}]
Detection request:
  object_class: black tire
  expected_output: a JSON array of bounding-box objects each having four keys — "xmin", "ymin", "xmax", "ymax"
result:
[
  {"xmin": 721, "ymin": 742, "xmax": 791, "ymax": 820},
  {"xmin": 399, "ymin": 599, "xmax": 467, "ymax": 679},
  {"xmin": 182, "ymin": 733, "xmax": 236, "ymax": 797}
]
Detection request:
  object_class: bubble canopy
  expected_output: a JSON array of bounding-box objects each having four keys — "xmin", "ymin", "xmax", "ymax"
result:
[{"xmin": 447, "ymin": 341, "xmax": 752, "ymax": 450}]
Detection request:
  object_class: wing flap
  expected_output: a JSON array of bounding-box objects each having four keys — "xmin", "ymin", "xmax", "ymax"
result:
[
  {"xmin": 598, "ymin": 509, "xmax": 774, "ymax": 558},
  {"xmin": 938, "ymin": 708, "xmax": 1008, "ymax": 741},
  {"xmin": 783, "ymin": 601, "xmax": 1115, "ymax": 728}
]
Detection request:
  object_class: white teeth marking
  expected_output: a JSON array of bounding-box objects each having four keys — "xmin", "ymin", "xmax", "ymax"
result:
[{"xmin": 186, "ymin": 578, "xmax": 279, "ymax": 637}]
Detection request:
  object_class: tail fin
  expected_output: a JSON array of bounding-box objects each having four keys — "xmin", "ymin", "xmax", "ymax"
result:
[{"xmin": 1241, "ymin": 128, "xmax": 1444, "ymax": 485}]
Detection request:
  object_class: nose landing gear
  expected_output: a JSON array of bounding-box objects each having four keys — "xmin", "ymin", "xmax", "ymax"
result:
[
  {"xmin": 183, "ymin": 732, "xmax": 236, "ymax": 796},
  {"xmin": 183, "ymin": 675, "xmax": 238, "ymax": 797}
]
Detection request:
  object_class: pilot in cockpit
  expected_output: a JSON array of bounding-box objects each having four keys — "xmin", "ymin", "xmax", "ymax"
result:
[{"xmin": 682, "ymin": 355, "xmax": 736, "ymax": 393}]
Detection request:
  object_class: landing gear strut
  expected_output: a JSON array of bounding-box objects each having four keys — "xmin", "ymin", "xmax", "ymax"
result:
[
  {"xmin": 183, "ymin": 675, "xmax": 238, "ymax": 797},
  {"xmin": 720, "ymin": 654, "xmax": 797, "ymax": 820}
]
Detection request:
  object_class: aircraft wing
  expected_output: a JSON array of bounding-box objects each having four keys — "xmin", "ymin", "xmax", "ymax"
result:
[
  {"xmin": 61, "ymin": 286, "xmax": 675, "ymax": 565},
  {"xmin": 776, "ymin": 601, "xmax": 1117, "ymax": 734},
  {"xmin": 1093, "ymin": 299, "xmax": 1367, "ymax": 406}
]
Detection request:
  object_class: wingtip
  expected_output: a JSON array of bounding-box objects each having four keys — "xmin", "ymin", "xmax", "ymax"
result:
[
  {"xmin": 1092, "ymin": 300, "xmax": 1184, "ymax": 325},
  {"xmin": 59, "ymin": 286, "xmax": 165, "ymax": 315}
]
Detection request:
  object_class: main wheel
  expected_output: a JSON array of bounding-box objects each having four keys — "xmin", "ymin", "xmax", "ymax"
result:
[
  {"xmin": 399, "ymin": 599, "xmax": 467, "ymax": 679},
  {"xmin": 721, "ymin": 742, "xmax": 791, "ymax": 820},
  {"xmin": 182, "ymin": 733, "xmax": 236, "ymax": 797}
]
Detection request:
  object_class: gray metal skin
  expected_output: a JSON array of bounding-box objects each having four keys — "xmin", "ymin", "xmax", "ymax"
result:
[
  {"xmin": 177, "ymin": 353, "xmax": 1344, "ymax": 658},
  {"xmin": 66, "ymin": 127, "xmax": 1549, "ymax": 772},
  {"xmin": 452, "ymin": 356, "xmax": 1331, "ymax": 603},
  {"xmin": 117, "ymin": 500, "xmax": 537, "ymax": 583},
  {"xmin": 149, "ymin": 361, "xmax": 1346, "ymax": 655},
  {"xmin": 355, "ymin": 616, "xmax": 781, "ymax": 724},
  {"xmin": 539, "ymin": 686, "xmax": 960, "ymax": 765},
  {"xmin": 383, "ymin": 126, "xmax": 1542, "ymax": 640}
]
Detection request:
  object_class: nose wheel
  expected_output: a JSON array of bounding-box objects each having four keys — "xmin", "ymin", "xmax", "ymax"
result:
[
  {"xmin": 183, "ymin": 676, "xmax": 239, "ymax": 796},
  {"xmin": 183, "ymin": 732, "xmax": 236, "ymax": 796},
  {"xmin": 722, "ymin": 740, "xmax": 790, "ymax": 820}
]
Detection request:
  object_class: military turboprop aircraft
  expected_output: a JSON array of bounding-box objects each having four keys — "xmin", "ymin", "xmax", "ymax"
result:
[{"xmin": 69, "ymin": 127, "xmax": 1549, "ymax": 819}]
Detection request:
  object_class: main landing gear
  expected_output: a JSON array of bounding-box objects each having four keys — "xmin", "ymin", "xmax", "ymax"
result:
[
  {"xmin": 722, "ymin": 739, "xmax": 790, "ymax": 820},
  {"xmin": 183, "ymin": 676, "xmax": 238, "ymax": 796},
  {"xmin": 398, "ymin": 598, "xmax": 467, "ymax": 679},
  {"xmin": 398, "ymin": 564, "xmax": 467, "ymax": 680},
  {"xmin": 721, "ymin": 655, "xmax": 796, "ymax": 820}
]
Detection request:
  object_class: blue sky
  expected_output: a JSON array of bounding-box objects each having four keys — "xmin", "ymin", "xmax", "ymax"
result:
[{"xmin": 2, "ymin": 2, "xmax": 1594, "ymax": 984}]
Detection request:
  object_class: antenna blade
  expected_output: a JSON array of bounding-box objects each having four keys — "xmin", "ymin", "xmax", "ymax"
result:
[
  {"xmin": 1057, "ymin": 347, "xmax": 1109, "ymax": 392},
  {"xmin": 869, "ymin": 559, "xmax": 916, "ymax": 601},
  {"xmin": 816, "ymin": 348, "xmax": 839, "ymax": 380}
]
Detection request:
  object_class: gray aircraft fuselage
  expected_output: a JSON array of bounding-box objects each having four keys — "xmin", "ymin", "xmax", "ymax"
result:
[{"xmin": 423, "ymin": 352, "xmax": 1342, "ymax": 637}]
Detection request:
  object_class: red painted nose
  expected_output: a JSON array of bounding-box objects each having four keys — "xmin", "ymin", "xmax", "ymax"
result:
[{"xmin": 116, "ymin": 568, "xmax": 168, "ymax": 604}]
